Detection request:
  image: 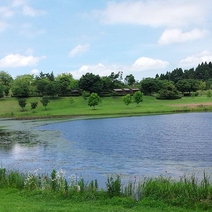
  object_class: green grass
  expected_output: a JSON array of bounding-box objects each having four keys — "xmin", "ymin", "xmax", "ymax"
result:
[
  {"xmin": 0, "ymin": 188, "xmax": 204, "ymax": 212},
  {"xmin": 0, "ymin": 95, "xmax": 211, "ymax": 119},
  {"xmin": 0, "ymin": 169, "xmax": 212, "ymax": 211}
]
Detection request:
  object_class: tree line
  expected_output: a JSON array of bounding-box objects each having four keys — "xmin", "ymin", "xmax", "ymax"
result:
[{"xmin": 0, "ymin": 61, "xmax": 212, "ymax": 99}]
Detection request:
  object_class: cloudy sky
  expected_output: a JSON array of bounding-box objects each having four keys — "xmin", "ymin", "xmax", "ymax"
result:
[{"xmin": 1, "ymin": 0, "xmax": 212, "ymax": 81}]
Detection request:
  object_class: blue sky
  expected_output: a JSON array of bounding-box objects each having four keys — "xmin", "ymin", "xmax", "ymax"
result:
[{"xmin": 0, "ymin": 0, "xmax": 212, "ymax": 81}]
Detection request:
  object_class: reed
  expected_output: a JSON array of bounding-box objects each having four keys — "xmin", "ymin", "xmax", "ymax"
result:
[{"xmin": 1, "ymin": 168, "xmax": 212, "ymax": 209}]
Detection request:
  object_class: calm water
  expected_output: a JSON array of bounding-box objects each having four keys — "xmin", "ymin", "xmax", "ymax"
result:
[{"xmin": 0, "ymin": 112, "xmax": 212, "ymax": 183}]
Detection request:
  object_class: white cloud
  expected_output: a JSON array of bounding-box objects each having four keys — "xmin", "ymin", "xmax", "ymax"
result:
[
  {"xmin": 0, "ymin": 21, "xmax": 8, "ymax": 31},
  {"xmin": 0, "ymin": 7, "xmax": 14, "ymax": 18},
  {"xmin": 19, "ymin": 23, "xmax": 46, "ymax": 37},
  {"xmin": 70, "ymin": 57, "xmax": 169, "ymax": 79},
  {"xmin": 69, "ymin": 44, "xmax": 90, "ymax": 58},
  {"xmin": 179, "ymin": 51, "xmax": 212, "ymax": 67},
  {"xmin": 133, "ymin": 57, "xmax": 169, "ymax": 70},
  {"xmin": 0, "ymin": 54, "xmax": 46, "ymax": 68},
  {"xmin": 12, "ymin": 0, "xmax": 28, "ymax": 7},
  {"xmin": 31, "ymin": 69, "xmax": 39, "ymax": 75},
  {"xmin": 98, "ymin": 0, "xmax": 210, "ymax": 27},
  {"xmin": 158, "ymin": 28, "xmax": 208, "ymax": 45},
  {"xmin": 22, "ymin": 5, "xmax": 46, "ymax": 16},
  {"xmin": 70, "ymin": 63, "xmax": 122, "ymax": 79}
]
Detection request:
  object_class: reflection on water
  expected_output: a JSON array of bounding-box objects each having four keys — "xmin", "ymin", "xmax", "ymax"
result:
[{"xmin": 0, "ymin": 113, "xmax": 212, "ymax": 184}]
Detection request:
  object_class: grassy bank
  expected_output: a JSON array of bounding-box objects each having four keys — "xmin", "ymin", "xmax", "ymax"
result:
[
  {"xmin": 0, "ymin": 169, "xmax": 212, "ymax": 211},
  {"xmin": 0, "ymin": 95, "xmax": 211, "ymax": 119}
]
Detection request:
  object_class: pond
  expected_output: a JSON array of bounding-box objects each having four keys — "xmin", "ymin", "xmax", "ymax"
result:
[{"xmin": 0, "ymin": 112, "xmax": 212, "ymax": 185}]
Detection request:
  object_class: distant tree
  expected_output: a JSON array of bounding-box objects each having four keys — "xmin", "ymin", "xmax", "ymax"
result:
[
  {"xmin": 40, "ymin": 97, "xmax": 50, "ymax": 110},
  {"xmin": 175, "ymin": 79, "xmax": 191, "ymax": 94},
  {"xmin": 207, "ymin": 90, "xmax": 212, "ymax": 98},
  {"xmin": 56, "ymin": 73, "xmax": 78, "ymax": 95},
  {"xmin": 133, "ymin": 91, "xmax": 143, "ymax": 106},
  {"xmin": 0, "ymin": 84, "xmax": 4, "ymax": 98},
  {"xmin": 79, "ymin": 73, "xmax": 103, "ymax": 94},
  {"xmin": 31, "ymin": 102, "xmax": 38, "ymax": 110},
  {"xmin": 45, "ymin": 81, "xmax": 60, "ymax": 97},
  {"xmin": 88, "ymin": 92, "xmax": 101, "ymax": 109},
  {"xmin": 123, "ymin": 94, "xmax": 132, "ymax": 106},
  {"xmin": 18, "ymin": 98, "xmax": 27, "ymax": 111},
  {"xmin": 109, "ymin": 71, "xmax": 124, "ymax": 88},
  {"xmin": 82, "ymin": 90, "xmax": 90, "ymax": 100},
  {"xmin": 12, "ymin": 75, "xmax": 34, "ymax": 97},
  {"xmin": 140, "ymin": 78, "xmax": 161, "ymax": 95},
  {"xmin": 0, "ymin": 71, "xmax": 13, "ymax": 96},
  {"xmin": 157, "ymin": 81, "xmax": 180, "ymax": 99},
  {"xmin": 125, "ymin": 74, "xmax": 136, "ymax": 86}
]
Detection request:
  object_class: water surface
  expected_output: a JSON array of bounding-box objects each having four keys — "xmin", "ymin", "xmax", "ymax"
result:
[{"xmin": 0, "ymin": 113, "xmax": 212, "ymax": 183}]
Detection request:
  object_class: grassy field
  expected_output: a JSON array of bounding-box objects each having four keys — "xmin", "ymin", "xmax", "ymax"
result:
[
  {"xmin": 0, "ymin": 188, "xmax": 204, "ymax": 212},
  {"xmin": 0, "ymin": 95, "xmax": 212, "ymax": 211},
  {"xmin": 0, "ymin": 95, "xmax": 211, "ymax": 119}
]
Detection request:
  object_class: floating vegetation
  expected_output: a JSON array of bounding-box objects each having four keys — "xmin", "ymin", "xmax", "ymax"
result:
[{"xmin": 0, "ymin": 129, "xmax": 39, "ymax": 145}]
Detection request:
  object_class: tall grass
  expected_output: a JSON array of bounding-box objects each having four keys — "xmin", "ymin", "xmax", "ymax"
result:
[{"xmin": 1, "ymin": 168, "xmax": 212, "ymax": 209}]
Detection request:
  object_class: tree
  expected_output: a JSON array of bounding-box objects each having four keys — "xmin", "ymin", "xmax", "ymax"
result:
[
  {"xmin": 133, "ymin": 91, "xmax": 143, "ymax": 106},
  {"xmin": 140, "ymin": 78, "xmax": 161, "ymax": 95},
  {"xmin": 0, "ymin": 84, "xmax": 4, "ymax": 98},
  {"xmin": 12, "ymin": 75, "xmax": 34, "ymax": 97},
  {"xmin": 31, "ymin": 102, "xmax": 38, "ymax": 110},
  {"xmin": 88, "ymin": 93, "xmax": 101, "ymax": 109},
  {"xmin": 157, "ymin": 81, "xmax": 180, "ymax": 99},
  {"xmin": 0, "ymin": 71, "xmax": 13, "ymax": 96},
  {"xmin": 18, "ymin": 98, "xmax": 27, "ymax": 111},
  {"xmin": 79, "ymin": 73, "xmax": 103, "ymax": 94},
  {"xmin": 175, "ymin": 79, "xmax": 191, "ymax": 94},
  {"xmin": 56, "ymin": 73, "xmax": 78, "ymax": 96},
  {"xmin": 125, "ymin": 74, "xmax": 136, "ymax": 86},
  {"xmin": 123, "ymin": 94, "xmax": 132, "ymax": 106},
  {"xmin": 40, "ymin": 97, "xmax": 50, "ymax": 110}
]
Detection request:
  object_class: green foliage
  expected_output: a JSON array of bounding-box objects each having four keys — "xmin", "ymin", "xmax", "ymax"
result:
[
  {"xmin": 88, "ymin": 92, "xmax": 101, "ymax": 109},
  {"xmin": 133, "ymin": 91, "xmax": 143, "ymax": 106},
  {"xmin": 0, "ymin": 84, "xmax": 4, "ymax": 98},
  {"xmin": 69, "ymin": 97, "xmax": 75, "ymax": 104},
  {"xmin": 123, "ymin": 94, "xmax": 132, "ymax": 106},
  {"xmin": 157, "ymin": 81, "xmax": 180, "ymax": 100},
  {"xmin": 140, "ymin": 78, "xmax": 161, "ymax": 95},
  {"xmin": 30, "ymin": 102, "xmax": 38, "ymax": 110},
  {"xmin": 79, "ymin": 73, "xmax": 103, "ymax": 94},
  {"xmin": 82, "ymin": 90, "xmax": 90, "ymax": 100},
  {"xmin": 106, "ymin": 175, "xmax": 122, "ymax": 197},
  {"xmin": 12, "ymin": 75, "xmax": 34, "ymax": 97},
  {"xmin": 125, "ymin": 74, "xmax": 136, "ymax": 86},
  {"xmin": 1, "ymin": 168, "xmax": 212, "ymax": 210},
  {"xmin": 18, "ymin": 98, "xmax": 27, "ymax": 111},
  {"xmin": 207, "ymin": 90, "xmax": 212, "ymax": 98},
  {"xmin": 40, "ymin": 96, "xmax": 50, "ymax": 110}
]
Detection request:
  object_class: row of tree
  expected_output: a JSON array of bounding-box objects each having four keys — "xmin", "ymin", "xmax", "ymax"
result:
[
  {"xmin": 0, "ymin": 61, "xmax": 212, "ymax": 99},
  {"xmin": 0, "ymin": 71, "xmax": 132, "ymax": 98}
]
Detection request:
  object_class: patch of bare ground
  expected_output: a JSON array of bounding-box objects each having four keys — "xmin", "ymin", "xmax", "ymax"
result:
[{"xmin": 171, "ymin": 102, "xmax": 212, "ymax": 108}]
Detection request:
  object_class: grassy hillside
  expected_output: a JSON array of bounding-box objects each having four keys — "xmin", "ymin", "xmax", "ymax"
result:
[{"xmin": 0, "ymin": 95, "xmax": 211, "ymax": 119}]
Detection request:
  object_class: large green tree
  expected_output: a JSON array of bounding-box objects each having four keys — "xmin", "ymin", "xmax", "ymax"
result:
[
  {"xmin": 12, "ymin": 75, "xmax": 34, "ymax": 97},
  {"xmin": 157, "ymin": 81, "xmax": 180, "ymax": 99},
  {"xmin": 79, "ymin": 73, "xmax": 103, "ymax": 94},
  {"xmin": 140, "ymin": 78, "xmax": 161, "ymax": 95}
]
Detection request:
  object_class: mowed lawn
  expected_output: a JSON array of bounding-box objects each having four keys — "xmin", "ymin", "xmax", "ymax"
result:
[{"xmin": 0, "ymin": 95, "xmax": 211, "ymax": 118}]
